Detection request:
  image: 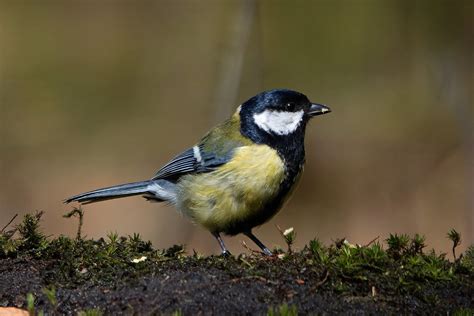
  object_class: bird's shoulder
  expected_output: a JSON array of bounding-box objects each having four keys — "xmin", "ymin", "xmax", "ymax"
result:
[
  {"xmin": 152, "ymin": 112, "xmax": 253, "ymax": 180},
  {"xmin": 199, "ymin": 111, "xmax": 253, "ymax": 155}
]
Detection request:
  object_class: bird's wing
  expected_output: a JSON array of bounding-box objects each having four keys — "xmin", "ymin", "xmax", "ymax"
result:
[
  {"xmin": 151, "ymin": 144, "xmax": 236, "ymax": 180},
  {"xmin": 152, "ymin": 147, "xmax": 197, "ymax": 179}
]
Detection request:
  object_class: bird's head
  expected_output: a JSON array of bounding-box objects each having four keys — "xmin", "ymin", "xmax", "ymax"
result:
[{"xmin": 239, "ymin": 89, "xmax": 330, "ymax": 139}]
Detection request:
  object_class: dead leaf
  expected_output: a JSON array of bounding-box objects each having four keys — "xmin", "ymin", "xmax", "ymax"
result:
[{"xmin": 0, "ymin": 307, "xmax": 29, "ymax": 316}]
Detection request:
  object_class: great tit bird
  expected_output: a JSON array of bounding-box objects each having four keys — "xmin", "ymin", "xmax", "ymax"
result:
[{"xmin": 66, "ymin": 89, "xmax": 330, "ymax": 256}]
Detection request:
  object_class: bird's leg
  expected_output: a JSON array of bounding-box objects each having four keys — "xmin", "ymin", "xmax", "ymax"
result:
[
  {"xmin": 212, "ymin": 232, "xmax": 232, "ymax": 256},
  {"xmin": 244, "ymin": 231, "xmax": 273, "ymax": 256}
]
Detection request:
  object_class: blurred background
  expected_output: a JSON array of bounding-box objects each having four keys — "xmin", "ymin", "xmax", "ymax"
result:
[{"xmin": 0, "ymin": 0, "xmax": 472, "ymax": 255}]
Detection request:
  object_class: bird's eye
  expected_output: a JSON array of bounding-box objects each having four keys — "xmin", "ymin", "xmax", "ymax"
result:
[{"xmin": 285, "ymin": 103, "xmax": 296, "ymax": 111}]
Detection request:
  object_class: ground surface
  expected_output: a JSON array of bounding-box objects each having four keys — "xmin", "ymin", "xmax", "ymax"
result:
[{"xmin": 1, "ymin": 212, "xmax": 473, "ymax": 315}]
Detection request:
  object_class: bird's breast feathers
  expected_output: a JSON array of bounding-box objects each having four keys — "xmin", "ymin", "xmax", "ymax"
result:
[{"xmin": 176, "ymin": 144, "xmax": 297, "ymax": 234}]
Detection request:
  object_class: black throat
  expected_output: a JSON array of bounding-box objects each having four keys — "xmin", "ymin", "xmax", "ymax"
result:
[{"xmin": 239, "ymin": 109, "xmax": 308, "ymax": 178}]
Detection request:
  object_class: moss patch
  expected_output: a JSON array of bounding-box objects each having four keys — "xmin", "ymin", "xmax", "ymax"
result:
[{"xmin": 1, "ymin": 211, "xmax": 473, "ymax": 315}]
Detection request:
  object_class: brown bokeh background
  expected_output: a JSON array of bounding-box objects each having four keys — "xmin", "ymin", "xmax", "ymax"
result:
[{"xmin": 1, "ymin": 0, "xmax": 472, "ymax": 255}]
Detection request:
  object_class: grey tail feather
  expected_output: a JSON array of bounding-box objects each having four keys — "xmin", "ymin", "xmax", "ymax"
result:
[{"xmin": 65, "ymin": 180, "xmax": 156, "ymax": 205}]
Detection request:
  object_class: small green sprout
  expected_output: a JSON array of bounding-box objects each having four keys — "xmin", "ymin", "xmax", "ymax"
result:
[
  {"xmin": 268, "ymin": 303, "xmax": 298, "ymax": 316},
  {"xmin": 78, "ymin": 309, "xmax": 103, "ymax": 316},
  {"xmin": 26, "ymin": 292, "xmax": 35, "ymax": 315},
  {"xmin": 129, "ymin": 232, "xmax": 142, "ymax": 244},
  {"xmin": 104, "ymin": 232, "xmax": 119, "ymax": 256},
  {"xmin": 16, "ymin": 211, "xmax": 48, "ymax": 255},
  {"xmin": 386, "ymin": 233, "xmax": 410, "ymax": 259},
  {"xmin": 410, "ymin": 234, "xmax": 426, "ymax": 255},
  {"xmin": 107, "ymin": 231, "xmax": 119, "ymax": 244},
  {"xmin": 277, "ymin": 226, "xmax": 296, "ymax": 253},
  {"xmin": 42, "ymin": 286, "xmax": 58, "ymax": 310},
  {"xmin": 309, "ymin": 238, "xmax": 330, "ymax": 264},
  {"xmin": 447, "ymin": 229, "xmax": 461, "ymax": 260},
  {"xmin": 171, "ymin": 310, "xmax": 183, "ymax": 316},
  {"xmin": 63, "ymin": 207, "xmax": 84, "ymax": 240}
]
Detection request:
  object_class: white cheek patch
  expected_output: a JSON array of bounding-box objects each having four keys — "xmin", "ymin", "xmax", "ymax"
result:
[{"xmin": 253, "ymin": 110, "xmax": 304, "ymax": 135}]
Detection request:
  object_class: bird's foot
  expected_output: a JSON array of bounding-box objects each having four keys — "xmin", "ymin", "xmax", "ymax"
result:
[
  {"xmin": 262, "ymin": 247, "xmax": 273, "ymax": 256},
  {"xmin": 221, "ymin": 250, "xmax": 233, "ymax": 257}
]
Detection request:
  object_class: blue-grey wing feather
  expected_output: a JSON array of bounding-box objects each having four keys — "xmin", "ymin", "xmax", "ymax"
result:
[
  {"xmin": 152, "ymin": 148, "xmax": 196, "ymax": 179},
  {"xmin": 152, "ymin": 145, "xmax": 235, "ymax": 180}
]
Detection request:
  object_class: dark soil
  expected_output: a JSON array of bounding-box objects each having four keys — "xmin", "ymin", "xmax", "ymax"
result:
[
  {"xmin": 1, "ymin": 253, "xmax": 473, "ymax": 315},
  {"xmin": 1, "ymin": 212, "xmax": 473, "ymax": 315}
]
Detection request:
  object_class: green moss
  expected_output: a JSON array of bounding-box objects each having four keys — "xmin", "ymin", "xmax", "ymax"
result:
[
  {"xmin": 26, "ymin": 292, "xmax": 36, "ymax": 315},
  {"xmin": 458, "ymin": 245, "xmax": 474, "ymax": 275},
  {"xmin": 42, "ymin": 287, "xmax": 58, "ymax": 310},
  {"xmin": 452, "ymin": 308, "xmax": 474, "ymax": 316},
  {"xmin": 1, "ymin": 211, "xmax": 473, "ymax": 313},
  {"xmin": 386, "ymin": 233, "xmax": 426, "ymax": 259},
  {"xmin": 78, "ymin": 309, "xmax": 103, "ymax": 316},
  {"xmin": 267, "ymin": 304, "xmax": 298, "ymax": 316},
  {"xmin": 0, "ymin": 233, "xmax": 18, "ymax": 257},
  {"xmin": 41, "ymin": 232, "xmax": 175, "ymax": 286},
  {"xmin": 0, "ymin": 211, "xmax": 49, "ymax": 258}
]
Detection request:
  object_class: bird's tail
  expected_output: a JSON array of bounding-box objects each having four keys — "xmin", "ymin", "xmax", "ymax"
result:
[{"xmin": 65, "ymin": 180, "xmax": 176, "ymax": 205}]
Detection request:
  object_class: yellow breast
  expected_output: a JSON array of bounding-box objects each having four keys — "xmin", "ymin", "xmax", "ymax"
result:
[{"xmin": 176, "ymin": 144, "xmax": 286, "ymax": 233}]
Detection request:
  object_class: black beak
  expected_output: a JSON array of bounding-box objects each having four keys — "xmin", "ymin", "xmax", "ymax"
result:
[{"xmin": 307, "ymin": 103, "xmax": 331, "ymax": 117}]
